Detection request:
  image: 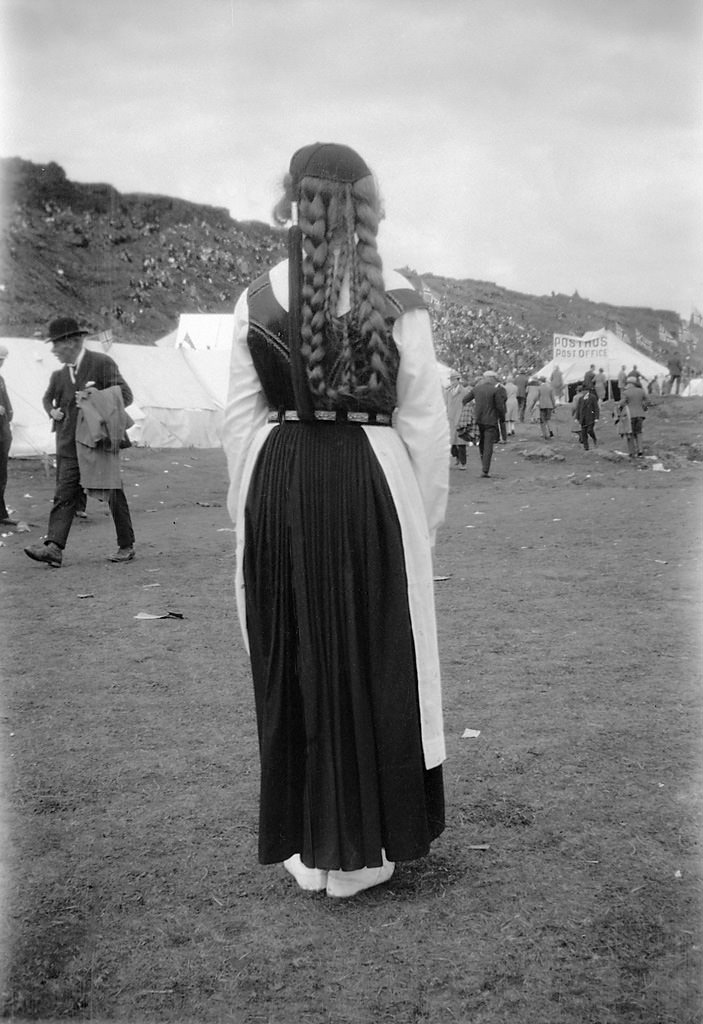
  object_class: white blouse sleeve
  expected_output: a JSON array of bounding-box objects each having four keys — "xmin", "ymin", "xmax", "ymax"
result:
[
  {"xmin": 222, "ymin": 288, "xmax": 270, "ymax": 523},
  {"xmin": 393, "ymin": 305, "xmax": 450, "ymax": 544}
]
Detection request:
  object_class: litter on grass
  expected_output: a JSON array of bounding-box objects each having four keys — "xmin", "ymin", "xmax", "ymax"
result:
[
  {"xmin": 134, "ymin": 611, "xmax": 184, "ymax": 620},
  {"xmin": 462, "ymin": 729, "xmax": 481, "ymax": 738}
]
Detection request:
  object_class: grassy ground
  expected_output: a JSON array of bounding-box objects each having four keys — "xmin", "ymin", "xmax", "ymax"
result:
[{"xmin": 1, "ymin": 395, "xmax": 702, "ymax": 1023}]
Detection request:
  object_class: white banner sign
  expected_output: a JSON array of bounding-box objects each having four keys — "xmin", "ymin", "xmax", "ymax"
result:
[{"xmin": 553, "ymin": 332, "xmax": 608, "ymax": 361}]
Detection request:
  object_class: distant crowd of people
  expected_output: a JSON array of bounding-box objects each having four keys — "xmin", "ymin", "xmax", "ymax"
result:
[
  {"xmin": 444, "ymin": 366, "xmax": 554, "ymax": 477},
  {"xmin": 442, "ymin": 351, "xmax": 690, "ymax": 475},
  {"xmin": 428, "ymin": 297, "xmax": 546, "ymax": 380}
]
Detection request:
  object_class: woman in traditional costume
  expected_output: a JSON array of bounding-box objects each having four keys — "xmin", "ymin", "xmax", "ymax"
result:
[{"xmin": 223, "ymin": 143, "xmax": 449, "ymax": 897}]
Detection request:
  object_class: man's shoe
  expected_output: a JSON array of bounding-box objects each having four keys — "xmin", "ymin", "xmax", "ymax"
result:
[
  {"xmin": 75, "ymin": 510, "xmax": 88, "ymax": 519},
  {"xmin": 0, "ymin": 517, "xmax": 18, "ymax": 526},
  {"xmin": 109, "ymin": 546, "xmax": 135, "ymax": 562},
  {"xmin": 24, "ymin": 542, "xmax": 62, "ymax": 567}
]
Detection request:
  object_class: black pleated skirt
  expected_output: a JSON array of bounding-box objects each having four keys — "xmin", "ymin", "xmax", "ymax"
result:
[{"xmin": 243, "ymin": 421, "xmax": 445, "ymax": 871}]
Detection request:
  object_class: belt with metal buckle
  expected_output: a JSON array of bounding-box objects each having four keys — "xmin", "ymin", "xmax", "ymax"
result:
[{"xmin": 267, "ymin": 409, "xmax": 392, "ymax": 426}]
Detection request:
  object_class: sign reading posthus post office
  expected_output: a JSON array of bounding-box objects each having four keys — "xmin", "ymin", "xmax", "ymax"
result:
[{"xmin": 553, "ymin": 332, "xmax": 608, "ymax": 362}]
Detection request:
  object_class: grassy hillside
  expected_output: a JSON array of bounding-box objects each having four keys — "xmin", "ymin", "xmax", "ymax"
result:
[{"xmin": 0, "ymin": 157, "xmax": 287, "ymax": 343}]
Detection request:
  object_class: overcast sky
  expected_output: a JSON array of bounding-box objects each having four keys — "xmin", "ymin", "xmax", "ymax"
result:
[{"xmin": 1, "ymin": 0, "xmax": 701, "ymax": 316}]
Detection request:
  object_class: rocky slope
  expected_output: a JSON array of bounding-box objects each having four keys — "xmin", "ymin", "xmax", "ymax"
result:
[{"xmin": 0, "ymin": 157, "xmax": 287, "ymax": 343}]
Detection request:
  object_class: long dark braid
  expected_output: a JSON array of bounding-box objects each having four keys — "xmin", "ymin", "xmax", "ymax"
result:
[
  {"xmin": 352, "ymin": 177, "xmax": 397, "ymax": 397},
  {"xmin": 294, "ymin": 174, "xmax": 399, "ymax": 409},
  {"xmin": 298, "ymin": 187, "xmax": 328, "ymax": 399}
]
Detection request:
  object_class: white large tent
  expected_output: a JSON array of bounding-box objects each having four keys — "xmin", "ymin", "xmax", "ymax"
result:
[
  {"xmin": 537, "ymin": 329, "xmax": 669, "ymax": 395},
  {"xmin": 1, "ymin": 337, "xmax": 59, "ymax": 457},
  {"xmin": 156, "ymin": 314, "xmax": 234, "ymax": 350},
  {"xmin": 99, "ymin": 343, "xmax": 229, "ymax": 448},
  {"xmin": 0, "ymin": 336, "xmax": 230, "ymax": 456}
]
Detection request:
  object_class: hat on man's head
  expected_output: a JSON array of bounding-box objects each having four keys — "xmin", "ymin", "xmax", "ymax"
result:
[
  {"xmin": 626, "ymin": 375, "xmax": 638, "ymax": 383},
  {"xmin": 46, "ymin": 317, "xmax": 89, "ymax": 344},
  {"xmin": 483, "ymin": 370, "xmax": 498, "ymax": 378},
  {"xmin": 289, "ymin": 143, "xmax": 371, "ymax": 190}
]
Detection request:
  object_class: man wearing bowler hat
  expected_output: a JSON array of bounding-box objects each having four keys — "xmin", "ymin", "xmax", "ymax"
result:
[{"xmin": 24, "ymin": 316, "xmax": 136, "ymax": 567}]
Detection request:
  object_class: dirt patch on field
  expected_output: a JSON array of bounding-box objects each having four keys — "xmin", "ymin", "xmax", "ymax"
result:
[{"xmin": 1, "ymin": 395, "xmax": 702, "ymax": 1023}]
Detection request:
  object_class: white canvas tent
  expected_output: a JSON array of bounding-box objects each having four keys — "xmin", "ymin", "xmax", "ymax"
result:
[
  {"xmin": 0, "ymin": 336, "xmax": 230, "ymax": 456},
  {"xmin": 98, "ymin": 342, "xmax": 229, "ymax": 448},
  {"xmin": 0, "ymin": 337, "xmax": 59, "ymax": 457},
  {"xmin": 537, "ymin": 330, "xmax": 669, "ymax": 395},
  {"xmin": 156, "ymin": 314, "xmax": 234, "ymax": 350}
]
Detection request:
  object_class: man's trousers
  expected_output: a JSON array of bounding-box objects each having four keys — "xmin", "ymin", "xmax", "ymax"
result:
[
  {"xmin": 477, "ymin": 425, "xmax": 499, "ymax": 475},
  {"xmin": 47, "ymin": 456, "xmax": 134, "ymax": 550}
]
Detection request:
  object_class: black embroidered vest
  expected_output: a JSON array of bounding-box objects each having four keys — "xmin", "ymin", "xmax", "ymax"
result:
[{"xmin": 245, "ymin": 269, "xmax": 427, "ymax": 413}]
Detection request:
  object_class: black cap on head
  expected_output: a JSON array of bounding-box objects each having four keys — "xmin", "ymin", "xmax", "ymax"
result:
[
  {"xmin": 46, "ymin": 317, "xmax": 89, "ymax": 344},
  {"xmin": 289, "ymin": 143, "xmax": 371, "ymax": 191}
]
